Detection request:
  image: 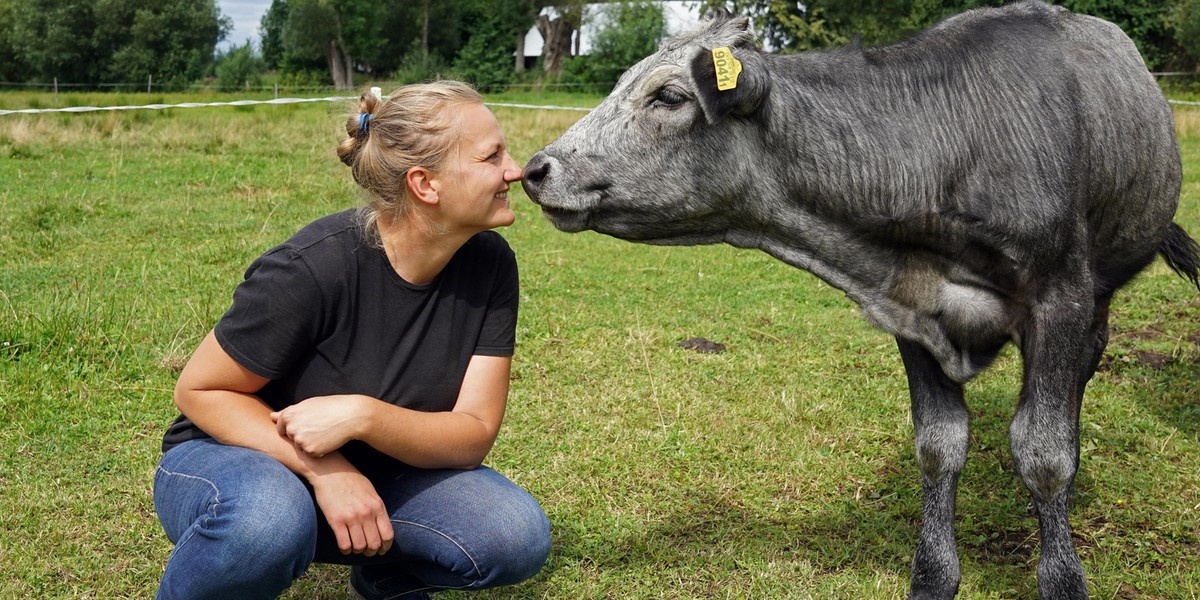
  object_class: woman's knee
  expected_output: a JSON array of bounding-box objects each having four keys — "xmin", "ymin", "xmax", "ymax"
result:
[
  {"xmin": 155, "ymin": 441, "xmax": 318, "ymax": 581},
  {"xmin": 487, "ymin": 500, "xmax": 551, "ymax": 586},
  {"xmin": 394, "ymin": 507, "xmax": 549, "ymax": 590},
  {"xmin": 454, "ymin": 475, "xmax": 551, "ymax": 587},
  {"xmin": 218, "ymin": 471, "xmax": 318, "ymax": 559},
  {"xmin": 388, "ymin": 467, "xmax": 551, "ymax": 589}
]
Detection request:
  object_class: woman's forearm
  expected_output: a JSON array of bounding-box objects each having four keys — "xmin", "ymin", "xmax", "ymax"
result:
[
  {"xmin": 355, "ymin": 354, "xmax": 511, "ymax": 469},
  {"xmin": 267, "ymin": 392, "xmax": 500, "ymax": 469},
  {"xmin": 173, "ymin": 330, "xmax": 358, "ymax": 481},
  {"xmin": 176, "ymin": 387, "xmax": 357, "ymax": 480},
  {"xmin": 355, "ymin": 400, "xmax": 498, "ymax": 470}
]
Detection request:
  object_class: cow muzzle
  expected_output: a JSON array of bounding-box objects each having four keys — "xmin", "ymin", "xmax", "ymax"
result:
[{"xmin": 521, "ymin": 152, "xmax": 552, "ymax": 204}]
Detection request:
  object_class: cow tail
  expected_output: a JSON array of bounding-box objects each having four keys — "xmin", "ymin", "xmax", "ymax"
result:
[{"xmin": 1160, "ymin": 222, "xmax": 1200, "ymax": 291}]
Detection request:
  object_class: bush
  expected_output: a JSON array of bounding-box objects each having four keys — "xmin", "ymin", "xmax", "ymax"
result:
[
  {"xmin": 393, "ymin": 48, "xmax": 452, "ymax": 85},
  {"xmin": 452, "ymin": 16, "xmax": 515, "ymax": 93},
  {"xmin": 275, "ymin": 69, "xmax": 329, "ymax": 92},
  {"xmin": 215, "ymin": 42, "xmax": 266, "ymax": 92}
]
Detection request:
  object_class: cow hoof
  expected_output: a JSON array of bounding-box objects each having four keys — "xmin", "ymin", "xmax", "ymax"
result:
[{"xmin": 909, "ymin": 587, "xmax": 958, "ymax": 600}]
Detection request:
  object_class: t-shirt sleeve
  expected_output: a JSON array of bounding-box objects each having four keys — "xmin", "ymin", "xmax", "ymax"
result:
[
  {"xmin": 214, "ymin": 248, "xmax": 326, "ymax": 379},
  {"xmin": 474, "ymin": 236, "xmax": 519, "ymax": 357}
]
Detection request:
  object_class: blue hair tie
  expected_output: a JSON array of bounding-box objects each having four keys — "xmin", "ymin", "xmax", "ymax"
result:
[{"xmin": 358, "ymin": 112, "xmax": 373, "ymax": 135}]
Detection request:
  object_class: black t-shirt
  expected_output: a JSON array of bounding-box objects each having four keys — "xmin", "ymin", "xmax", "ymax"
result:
[{"xmin": 161, "ymin": 209, "xmax": 519, "ymax": 477}]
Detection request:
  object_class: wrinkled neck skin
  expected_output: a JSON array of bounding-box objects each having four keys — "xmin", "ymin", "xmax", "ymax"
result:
[
  {"xmin": 717, "ymin": 52, "xmax": 1017, "ymax": 382},
  {"xmin": 721, "ymin": 53, "xmax": 899, "ymax": 312}
]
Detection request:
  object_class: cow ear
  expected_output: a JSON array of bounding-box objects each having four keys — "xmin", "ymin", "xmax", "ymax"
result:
[
  {"xmin": 689, "ymin": 45, "xmax": 771, "ymax": 125},
  {"xmin": 702, "ymin": 7, "xmax": 739, "ymax": 24}
]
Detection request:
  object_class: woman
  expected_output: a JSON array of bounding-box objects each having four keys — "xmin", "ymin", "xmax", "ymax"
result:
[{"xmin": 153, "ymin": 82, "xmax": 551, "ymax": 600}]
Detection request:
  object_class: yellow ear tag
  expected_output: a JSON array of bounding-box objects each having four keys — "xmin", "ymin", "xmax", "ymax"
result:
[{"xmin": 712, "ymin": 47, "xmax": 743, "ymax": 91}]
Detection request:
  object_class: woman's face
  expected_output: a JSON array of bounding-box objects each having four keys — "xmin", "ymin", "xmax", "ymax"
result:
[{"xmin": 431, "ymin": 103, "xmax": 522, "ymax": 235}]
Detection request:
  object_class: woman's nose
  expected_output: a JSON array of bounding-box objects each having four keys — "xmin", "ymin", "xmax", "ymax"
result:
[{"xmin": 504, "ymin": 154, "xmax": 523, "ymax": 182}]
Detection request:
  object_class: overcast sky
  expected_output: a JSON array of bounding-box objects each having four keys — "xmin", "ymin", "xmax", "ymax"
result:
[{"xmin": 219, "ymin": 0, "xmax": 270, "ymax": 51}]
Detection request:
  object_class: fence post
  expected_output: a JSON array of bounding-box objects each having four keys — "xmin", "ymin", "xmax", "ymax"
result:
[
  {"xmin": 148, "ymin": 75, "xmax": 152, "ymax": 94},
  {"xmin": 54, "ymin": 77, "xmax": 58, "ymax": 102}
]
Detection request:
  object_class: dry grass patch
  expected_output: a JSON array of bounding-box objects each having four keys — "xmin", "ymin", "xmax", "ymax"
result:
[{"xmin": 1176, "ymin": 105, "xmax": 1200, "ymax": 138}]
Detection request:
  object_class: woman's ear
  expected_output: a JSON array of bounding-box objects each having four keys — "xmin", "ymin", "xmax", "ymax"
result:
[{"xmin": 406, "ymin": 166, "xmax": 440, "ymax": 206}]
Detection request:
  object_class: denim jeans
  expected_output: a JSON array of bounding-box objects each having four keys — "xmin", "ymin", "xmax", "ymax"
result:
[{"xmin": 153, "ymin": 438, "xmax": 551, "ymax": 600}]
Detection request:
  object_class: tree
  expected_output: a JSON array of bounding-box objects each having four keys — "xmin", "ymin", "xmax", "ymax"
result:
[
  {"xmin": 282, "ymin": 0, "xmax": 399, "ymax": 89},
  {"xmin": 9, "ymin": 0, "xmax": 99, "ymax": 83},
  {"xmin": 421, "ymin": 0, "xmax": 431, "ymax": 57},
  {"xmin": 561, "ymin": 0, "xmax": 665, "ymax": 91},
  {"xmin": 805, "ymin": 0, "xmax": 1003, "ymax": 48},
  {"xmin": 1170, "ymin": 0, "xmax": 1200, "ymax": 71},
  {"xmin": 6, "ymin": 0, "xmax": 228, "ymax": 87},
  {"xmin": 96, "ymin": 0, "xmax": 232, "ymax": 87},
  {"xmin": 694, "ymin": 0, "xmax": 1186, "ymax": 74},
  {"xmin": 260, "ymin": 0, "xmax": 289, "ymax": 70},
  {"xmin": 536, "ymin": 2, "xmax": 584, "ymax": 76},
  {"xmin": 284, "ymin": 0, "xmax": 350, "ymax": 88},
  {"xmin": 695, "ymin": 0, "xmax": 843, "ymax": 52},
  {"xmin": 453, "ymin": 0, "xmax": 537, "ymax": 91},
  {"xmin": 0, "ymin": 0, "xmax": 26, "ymax": 82},
  {"xmin": 1059, "ymin": 0, "xmax": 1177, "ymax": 71}
]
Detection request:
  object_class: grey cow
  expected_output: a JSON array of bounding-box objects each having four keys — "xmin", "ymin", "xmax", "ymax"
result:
[{"xmin": 522, "ymin": 1, "xmax": 1200, "ymax": 599}]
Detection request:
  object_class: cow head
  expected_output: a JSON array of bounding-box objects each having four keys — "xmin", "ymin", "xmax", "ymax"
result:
[{"xmin": 522, "ymin": 11, "xmax": 774, "ymax": 245}]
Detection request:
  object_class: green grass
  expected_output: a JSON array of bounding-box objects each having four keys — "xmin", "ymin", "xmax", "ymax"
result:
[{"xmin": 1, "ymin": 94, "xmax": 1198, "ymax": 599}]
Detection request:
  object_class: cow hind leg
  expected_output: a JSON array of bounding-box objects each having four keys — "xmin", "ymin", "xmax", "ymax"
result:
[
  {"xmin": 1076, "ymin": 299, "xmax": 1110, "ymax": 405},
  {"xmin": 897, "ymin": 337, "xmax": 969, "ymax": 600},
  {"xmin": 1010, "ymin": 288, "xmax": 1097, "ymax": 600},
  {"xmin": 1061, "ymin": 299, "xmax": 1110, "ymax": 510}
]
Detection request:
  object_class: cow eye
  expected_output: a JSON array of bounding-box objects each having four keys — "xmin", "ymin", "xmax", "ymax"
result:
[{"xmin": 652, "ymin": 87, "xmax": 687, "ymax": 107}]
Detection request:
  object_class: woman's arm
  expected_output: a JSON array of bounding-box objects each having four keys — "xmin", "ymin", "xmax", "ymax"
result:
[
  {"xmin": 360, "ymin": 353, "xmax": 511, "ymax": 469},
  {"xmin": 175, "ymin": 331, "xmax": 394, "ymax": 557},
  {"xmin": 272, "ymin": 354, "xmax": 512, "ymax": 470}
]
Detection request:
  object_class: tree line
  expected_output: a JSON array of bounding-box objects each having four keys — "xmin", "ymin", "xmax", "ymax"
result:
[
  {"xmin": 0, "ymin": 0, "xmax": 1196, "ymax": 94},
  {"xmin": 730, "ymin": 0, "xmax": 1200, "ymax": 73},
  {"xmin": 0, "ymin": 0, "xmax": 230, "ymax": 88},
  {"xmin": 250, "ymin": 0, "xmax": 671, "ymax": 91}
]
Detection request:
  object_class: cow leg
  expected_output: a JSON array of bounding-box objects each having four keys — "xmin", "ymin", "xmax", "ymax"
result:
[
  {"xmin": 1076, "ymin": 299, "xmax": 1110, "ymax": 405},
  {"xmin": 1010, "ymin": 287, "xmax": 1095, "ymax": 600},
  {"xmin": 897, "ymin": 337, "xmax": 968, "ymax": 600},
  {"xmin": 1061, "ymin": 298, "xmax": 1110, "ymax": 500}
]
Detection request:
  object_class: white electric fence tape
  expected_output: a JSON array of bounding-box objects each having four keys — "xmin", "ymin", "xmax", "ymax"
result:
[
  {"xmin": 0, "ymin": 95, "xmax": 595, "ymax": 116},
  {"xmin": 0, "ymin": 94, "xmax": 1194, "ymax": 117}
]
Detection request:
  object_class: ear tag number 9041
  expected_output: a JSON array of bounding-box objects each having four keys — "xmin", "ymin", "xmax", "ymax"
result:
[{"xmin": 712, "ymin": 47, "xmax": 743, "ymax": 91}]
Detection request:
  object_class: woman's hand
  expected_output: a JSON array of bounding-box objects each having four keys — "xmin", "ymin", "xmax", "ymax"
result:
[
  {"xmin": 271, "ymin": 394, "xmax": 370, "ymax": 457},
  {"xmin": 308, "ymin": 464, "xmax": 395, "ymax": 557}
]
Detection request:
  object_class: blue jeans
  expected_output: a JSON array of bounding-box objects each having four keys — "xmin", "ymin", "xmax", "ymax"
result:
[{"xmin": 153, "ymin": 439, "xmax": 551, "ymax": 600}]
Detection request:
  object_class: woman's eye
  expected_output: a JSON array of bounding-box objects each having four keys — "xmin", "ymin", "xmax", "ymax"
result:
[{"xmin": 653, "ymin": 87, "xmax": 687, "ymax": 107}]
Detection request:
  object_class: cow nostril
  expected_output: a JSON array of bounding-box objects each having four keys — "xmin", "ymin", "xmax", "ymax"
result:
[
  {"xmin": 522, "ymin": 157, "xmax": 550, "ymax": 201},
  {"xmin": 525, "ymin": 161, "xmax": 549, "ymax": 183}
]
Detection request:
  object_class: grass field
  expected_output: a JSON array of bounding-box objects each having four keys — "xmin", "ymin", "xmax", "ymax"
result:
[{"xmin": 1, "ymin": 91, "xmax": 1198, "ymax": 599}]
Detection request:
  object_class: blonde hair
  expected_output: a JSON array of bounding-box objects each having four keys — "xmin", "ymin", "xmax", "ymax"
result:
[{"xmin": 336, "ymin": 81, "xmax": 484, "ymax": 242}]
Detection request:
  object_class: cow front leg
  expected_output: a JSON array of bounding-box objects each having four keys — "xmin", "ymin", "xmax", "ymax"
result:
[
  {"xmin": 1010, "ymin": 292, "xmax": 1093, "ymax": 600},
  {"xmin": 897, "ymin": 337, "xmax": 968, "ymax": 600}
]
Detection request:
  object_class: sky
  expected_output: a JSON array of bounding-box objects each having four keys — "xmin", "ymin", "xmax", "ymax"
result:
[{"xmin": 218, "ymin": 0, "xmax": 270, "ymax": 51}]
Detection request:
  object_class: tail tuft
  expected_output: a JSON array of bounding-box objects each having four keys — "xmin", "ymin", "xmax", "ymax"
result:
[{"xmin": 1160, "ymin": 222, "xmax": 1200, "ymax": 291}]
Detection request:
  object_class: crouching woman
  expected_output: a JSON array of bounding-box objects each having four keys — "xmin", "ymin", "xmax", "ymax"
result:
[{"xmin": 152, "ymin": 81, "xmax": 551, "ymax": 600}]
